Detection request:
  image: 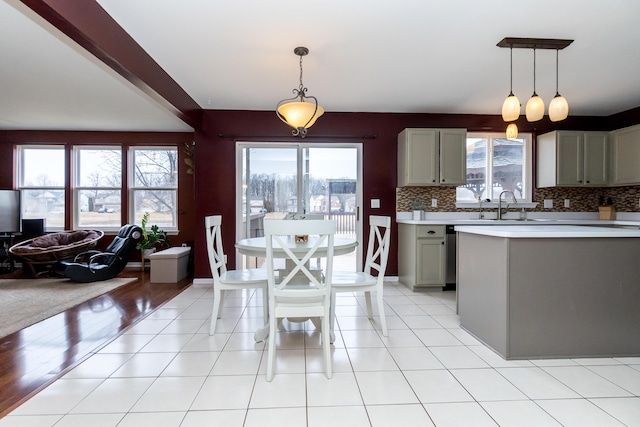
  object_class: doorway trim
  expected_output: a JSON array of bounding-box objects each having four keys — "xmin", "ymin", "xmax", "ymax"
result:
[{"xmin": 235, "ymin": 141, "xmax": 363, "ymax": 270}]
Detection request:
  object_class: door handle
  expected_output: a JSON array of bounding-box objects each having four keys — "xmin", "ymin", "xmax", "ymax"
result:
[{"xmin": 357, "ymin": 206, "xmax": 360, "ymax": 222}]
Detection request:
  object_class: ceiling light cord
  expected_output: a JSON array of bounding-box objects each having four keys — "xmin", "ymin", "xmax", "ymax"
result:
[
  {"xmin": 554, "ymin": 48, "xmax": 560, "ymax": 96},
  {"xmin": 298, "ymin": 54, "xmax": 305, "ymax": 95},
  {"xmin": 532, "ymin": 48, "xmax": 537, "ymax": 97},
  {"xmin": 509, "ymin": 47, "xmax": 514, "ymax": 96},
  {"xmin": 525, "ymin": 47, "xmax": 544, "ymax": 122},
  {"xmin": 501, "ymin": 46, "xmax": 520, "ymax": 122},
  {"xmin": 549, "ymin": 47, "xmax": 569, "ymax": 121}
]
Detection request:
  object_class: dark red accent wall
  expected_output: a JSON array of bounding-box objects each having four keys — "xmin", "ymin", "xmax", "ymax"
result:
[{"xmin": 192, "ymin": 109, "xmax": 626, "ymax": 278}]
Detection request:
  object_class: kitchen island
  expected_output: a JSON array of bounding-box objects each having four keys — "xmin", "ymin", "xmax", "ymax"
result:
[{"xmin": 456, "ymin": 225, "xmax": 640, "ymax": 359}]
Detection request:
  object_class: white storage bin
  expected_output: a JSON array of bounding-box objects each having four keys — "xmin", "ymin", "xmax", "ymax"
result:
[{"xmin": 148, "ymin": 247, "xmax": 191, "ymax": 283}]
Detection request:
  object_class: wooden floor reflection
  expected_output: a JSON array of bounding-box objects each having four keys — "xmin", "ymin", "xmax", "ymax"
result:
[{"xmin": 0, "ymin": 270, "xmax": 192, "ymax": 417}]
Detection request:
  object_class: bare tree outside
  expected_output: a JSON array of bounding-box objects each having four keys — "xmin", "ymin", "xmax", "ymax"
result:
[
  {"xmin": 77, "ymin": 148, "xmax": 122, "ymax": 228},
  {"xmin": 132, "ymin": 148, "xmax": 178, "ymax": 227}
]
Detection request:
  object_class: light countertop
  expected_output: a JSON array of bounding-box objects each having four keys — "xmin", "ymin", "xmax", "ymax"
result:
[
  {"xmin": 396, "ymin": 218, "xmax": 640, "ymax": 227},
  {"xmin": 397, "ymin": 218, "xmax": 623, "ymax": 225},
  {"xmin": 454, "ymin": 225, "xmax": 640, "ymax": 238}
]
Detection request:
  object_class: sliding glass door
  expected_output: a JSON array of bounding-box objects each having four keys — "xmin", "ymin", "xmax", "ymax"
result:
[{"xmin": 236, "ymin": 142, "xmax": 362, "ymax": 271}]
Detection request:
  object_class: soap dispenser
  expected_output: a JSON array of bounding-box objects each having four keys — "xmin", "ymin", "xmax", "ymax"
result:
[{"xmin": 519, "ymin": 208, "xmax": 527, "ymax": 220}]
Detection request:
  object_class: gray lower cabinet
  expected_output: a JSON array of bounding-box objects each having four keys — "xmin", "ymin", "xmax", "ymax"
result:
[{"xmin": 398, "ymin": 224, "xmax": 445, "ymax": 290}]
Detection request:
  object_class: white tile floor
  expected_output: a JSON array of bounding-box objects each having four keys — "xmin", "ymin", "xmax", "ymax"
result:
[{"xmin": 2, "ymin": 281, "xmax": 640, "ymax": 427}]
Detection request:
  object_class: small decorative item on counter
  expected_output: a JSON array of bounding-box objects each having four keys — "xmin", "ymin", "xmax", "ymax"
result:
[
  {"xmin": 411, "ymin": 198, "xmax": 426, "ymax": 221},
  {"xmin": 598, "ymin": 196, "xmax": 616, "ymax": 220}
]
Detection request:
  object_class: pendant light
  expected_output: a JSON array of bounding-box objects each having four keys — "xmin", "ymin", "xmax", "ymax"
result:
[
  {"xmin": 506, "ymin": 123, "xmax": 518, "ymax": 139},
  {"xmin": 501, "ymin": 47, "xmax": 520, "ymax": 122},
  {"xmin": 548, "ymin": 48, "xmax": 569, "ymax": 122},
  {"xmin": 276, "ymin": 47, "xmax": 324, "ymax": 138},
  {"xmin": 525, "ymin": 48, "xmax": 545, "ymax": 122}
]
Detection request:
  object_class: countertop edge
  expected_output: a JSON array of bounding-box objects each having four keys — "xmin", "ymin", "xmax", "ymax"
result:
[{"xmin": 454, "ymin": 225, "xmax": 640, "ymax": 238}]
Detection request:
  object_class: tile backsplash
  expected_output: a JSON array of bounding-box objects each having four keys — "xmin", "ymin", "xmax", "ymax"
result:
[{"xmin": 396, "ymin": 185, "xmax": 640, "ymax": 213}]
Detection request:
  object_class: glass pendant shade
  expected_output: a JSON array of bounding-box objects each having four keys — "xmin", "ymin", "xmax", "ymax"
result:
[
  {"xmin": 277, "ymin": 101, "xmax": 324, "ymax": 129},
  {"xmin": 506, "ymin": 123, "xmax": 518, "ymax": 139},
  {"xmin": 502, "ymin": 93, "xmax": 520, "ymax": 122},
  {"xmin": 549, "ymin": 94, "xmax": 569, "ymax": 122},
  {"xmin": 526, "ymin": 95, "xmax": 545, "ymax": 122}
]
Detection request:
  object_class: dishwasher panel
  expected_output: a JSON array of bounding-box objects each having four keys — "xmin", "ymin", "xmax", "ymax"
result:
[{"xmin": 445, "ymin": 225, "xmax": 456, "ymax": 289}]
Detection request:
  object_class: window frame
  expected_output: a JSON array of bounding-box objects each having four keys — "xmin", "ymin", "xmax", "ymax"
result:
[
  {"xmin": 73, "ymin": 146, "xmax": 123, "ymax": 231},
  {"xmin": 128, "ymin": 146, "xmax": 179, "ymax": 232},
  {"xmin": 456, "ymin": 132, "xmax": 533, "ymax": 203},
  {"xmin": 16, "ymin": 145, "xmax": 67, "ymax": 231},
  {"xmin": 15, "ymin": 143, "xmax": 179, "ymax": 233}
]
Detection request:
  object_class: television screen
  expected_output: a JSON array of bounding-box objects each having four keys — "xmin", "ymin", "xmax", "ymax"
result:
[{"xmin": 0, "ymin": 190, "xmax": 21, "ymax": 233}]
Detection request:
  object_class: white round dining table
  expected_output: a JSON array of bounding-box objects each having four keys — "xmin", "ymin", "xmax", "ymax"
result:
[{"xmin": 235, "ymin": 235, "xmax": 358, "ymax": 258}]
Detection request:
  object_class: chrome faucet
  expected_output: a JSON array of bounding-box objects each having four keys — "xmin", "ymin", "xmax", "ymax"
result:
[
  {"xmin": 477, "ymin": 197, "xmax": 490, "ymax": 219},
  {"xmin": 497, "ymin": 190, "xmax": 517, "ymax": 220}
]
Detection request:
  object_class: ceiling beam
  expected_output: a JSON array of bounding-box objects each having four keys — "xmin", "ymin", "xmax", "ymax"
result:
[{"xmin": 19, "ymin": 0, "xmax": 202, "ymax": 129}]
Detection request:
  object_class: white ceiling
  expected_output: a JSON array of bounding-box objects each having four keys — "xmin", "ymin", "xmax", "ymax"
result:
[{"xmin": 2, "ymin": 0, "xmax": 640, "ymax": 132}]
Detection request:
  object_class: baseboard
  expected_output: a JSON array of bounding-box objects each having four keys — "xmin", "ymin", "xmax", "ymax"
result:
[{"xmin": 192, "ymin": 278, "xmax": 213, "ymax": 287}]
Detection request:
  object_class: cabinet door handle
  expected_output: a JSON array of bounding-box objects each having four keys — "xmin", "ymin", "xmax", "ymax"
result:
[
  {"xmin": 432, "ymin": 179, "xmax": 436, "ymax": 183},
  {"xmin": 427, "ymin": 230, "xmax": 436, "ymax": 234},
  {"xmin": 441, "ymin": 241, "xmax": 445, "ymax": 245}
]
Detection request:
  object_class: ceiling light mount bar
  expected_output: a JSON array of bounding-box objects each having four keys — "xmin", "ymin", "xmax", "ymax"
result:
[
  {"xmin": 497, "ymin": 37, "xmax": 574, "ymax": 131},
  {"xmin": 497, "ymin": 37, "xmax": 573, "ymax": 50}
]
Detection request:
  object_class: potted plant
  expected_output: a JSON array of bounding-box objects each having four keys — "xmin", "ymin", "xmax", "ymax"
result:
[
  {"xmin": 411, "ymin": 198, "xmax": 426, "ymax": 220},
  {"xmin": 137, "ymin": 212, "xmax": 170, "ymax": 269}
]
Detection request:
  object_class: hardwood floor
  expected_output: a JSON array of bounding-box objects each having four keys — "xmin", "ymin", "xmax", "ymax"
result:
[{"xmin": 0, "ymin": 269, "xmax": 192, "ymax": 418}]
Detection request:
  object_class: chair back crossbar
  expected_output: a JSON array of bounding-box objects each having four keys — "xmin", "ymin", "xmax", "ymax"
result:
[{"xmin": 364, "ymin": 215, "xmax": 391, "ymax": 277}]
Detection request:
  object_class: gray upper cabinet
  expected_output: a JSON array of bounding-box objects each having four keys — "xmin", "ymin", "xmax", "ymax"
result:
[
  {"xmin": 537, "ymin": 130, "xmax": 608, "ymax": 187},
  {"xmin": 610, "ymin": 125, "xmax": 640, "ymax": 186},
  {"xmin": 397, "ymin": 128, "xmax": 467, "ymax": 186}
]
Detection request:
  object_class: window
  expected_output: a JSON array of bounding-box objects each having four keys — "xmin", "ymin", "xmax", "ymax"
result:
[
  {"xmin": 130, "ymin": 147, "xmax": 178, "ymax": 229},
  {"xmin": 75, "ymin": 147, "xmax": 122, "ymax": 228},
  {"xmin": 456, "ymin": 132, "xmax": 532, "ymax": 202},
  {"xmin": 17, "ymin": 144, "xmax": 179, "ymax": 232},
  {"xmin": 17, "ymin": 146, "xmax": 66, "ymax": 229}
]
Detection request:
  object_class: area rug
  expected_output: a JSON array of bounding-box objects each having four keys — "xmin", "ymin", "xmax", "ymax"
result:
[{"xmin": 0, "ymin": 277, "xmax": 136, "ymax": 338}]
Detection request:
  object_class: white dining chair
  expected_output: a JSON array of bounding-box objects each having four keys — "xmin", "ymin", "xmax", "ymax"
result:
[
  {"xmin": 205, "ymin": 215, "xmax": 268, "ymax": 335},
  {"xmin": 331, "ymin": 215, "xmax": 391, "ymax": 337},
  {"xmin": 264, "ymin": 219, "xmax": 336, "ymax": 381}
]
